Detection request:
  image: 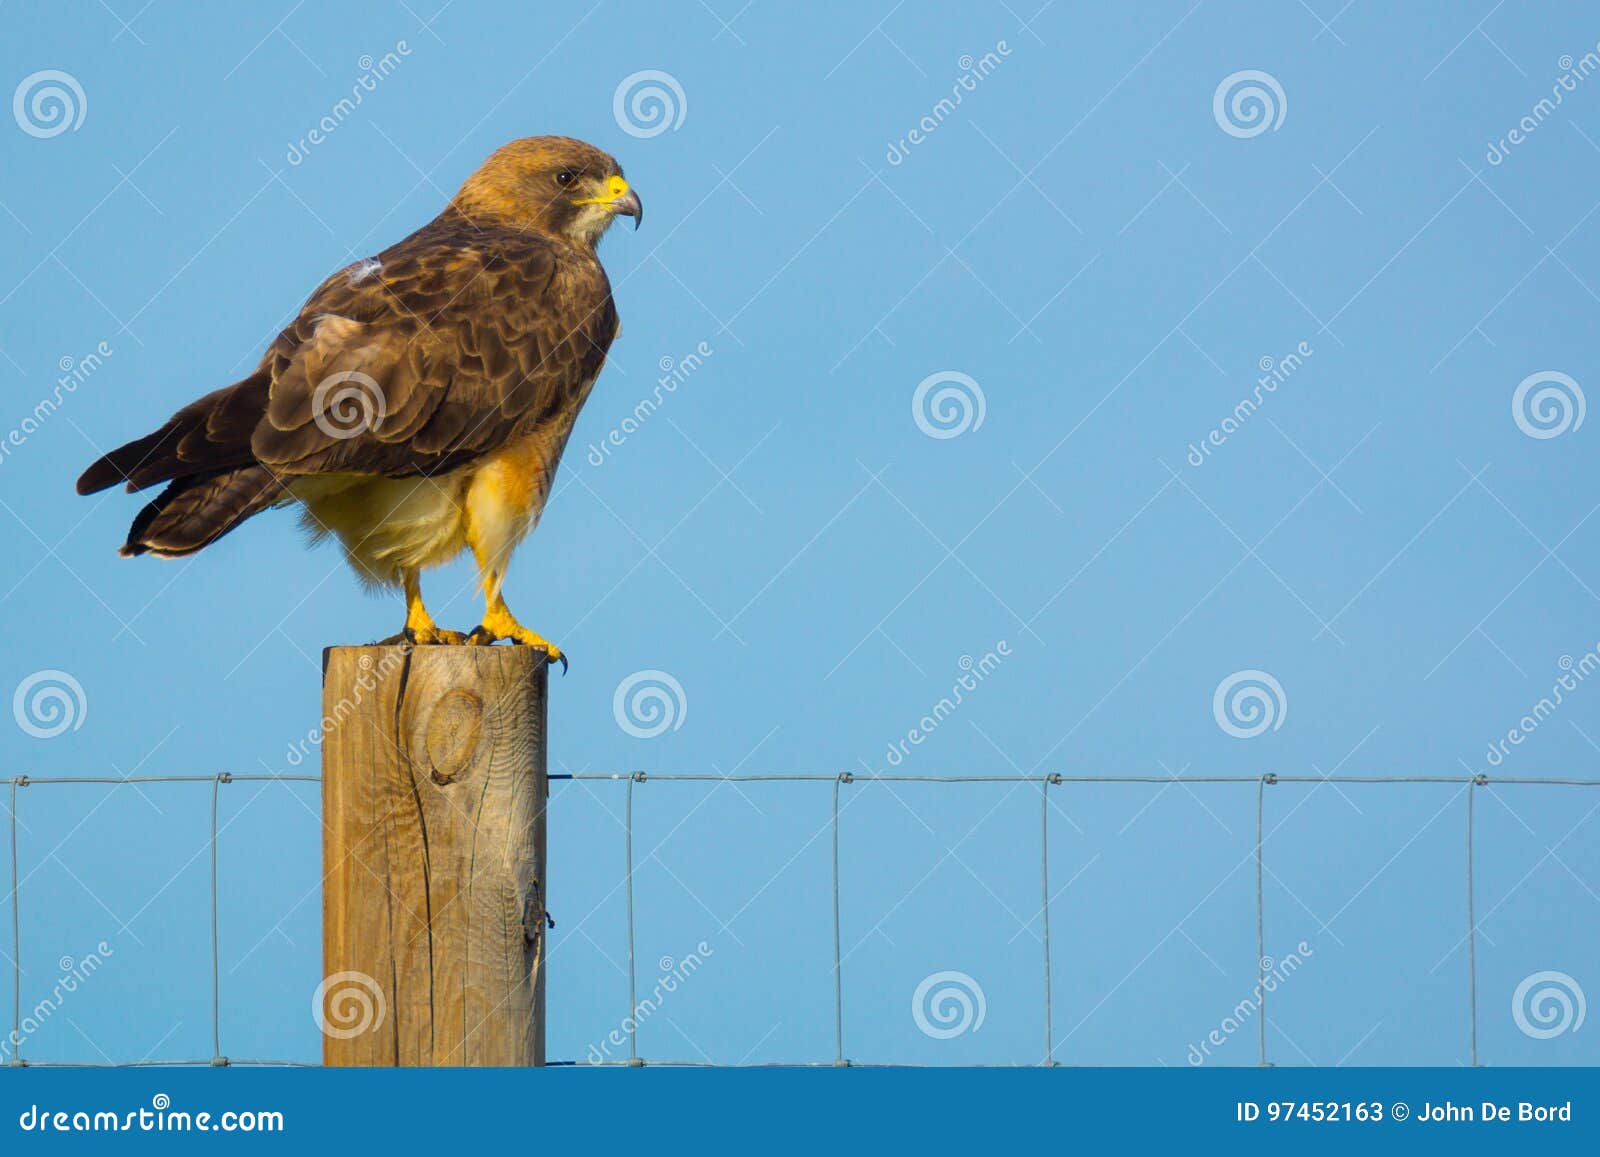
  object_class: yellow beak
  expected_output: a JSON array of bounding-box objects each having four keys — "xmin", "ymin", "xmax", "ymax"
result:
[{"xmin": 574, "ymin": 175, "xmax": 643, "ymax": 229}]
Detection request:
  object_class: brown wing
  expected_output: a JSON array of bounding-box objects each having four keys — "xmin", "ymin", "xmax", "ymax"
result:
[
  {"xmin": 78, "ymin": 217, "xmax": 618, "ymax": 498},
  {"xmin": 75, "ymin": 375, "xmax": 270, "ymax": 496},
  {"xmin": 250, "ymin": 218, "xmax": 617, "ymax": 480},
  {"xmin": 77, "ymin": 214, "xmax": 618, "ymax": 558}
]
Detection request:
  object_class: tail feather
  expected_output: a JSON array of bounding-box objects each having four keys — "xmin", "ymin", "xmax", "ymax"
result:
[
  {"xmin": 77, "ymin": 374, "xmax": 268, "ymax": 496},
  {"xmin": 121, "ymin": 466, "xmax": 287, "ymax": 558},
  {"xmin": 76, "ymin": 422, "xmax": 183, "ymax": 495}
]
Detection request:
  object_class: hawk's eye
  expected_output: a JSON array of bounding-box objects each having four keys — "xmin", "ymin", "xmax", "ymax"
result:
[{"xmin": 555, "ymin": 170, "xmax": 576, "ymax": 187}]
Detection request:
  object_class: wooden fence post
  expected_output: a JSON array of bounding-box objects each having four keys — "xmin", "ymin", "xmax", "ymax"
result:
[{"xmin": 319, "ymin": 644, "xmax": 549, "ymax": 1066}]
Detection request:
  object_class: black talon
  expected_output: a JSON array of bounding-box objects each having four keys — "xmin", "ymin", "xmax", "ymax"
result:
[{"xmin": 555, "ymin": 651, "xmax": 569, "ymax": 676}]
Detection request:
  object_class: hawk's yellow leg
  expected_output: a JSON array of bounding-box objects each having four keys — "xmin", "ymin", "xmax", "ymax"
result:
[
  {"xmin": 465, "ymin": 558, "xmax": 567, "ymax": 671},
  {"xmin": 379, "ymin": 570, "xmax": 469, "ymax": 645}
]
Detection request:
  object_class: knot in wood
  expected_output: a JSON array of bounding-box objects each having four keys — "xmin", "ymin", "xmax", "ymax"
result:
[{"xmin": 423, "ymin": 687, "xmax": 485, "ymax": 784}]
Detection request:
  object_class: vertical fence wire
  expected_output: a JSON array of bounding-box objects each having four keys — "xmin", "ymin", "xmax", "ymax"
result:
[
  {"xmin": 1040, "ymin": 774, "xmax": 1057, "ymax": 1066},
  {"xmin": 1466, "ymin": 777, "xmax": 1481, "ymax": 1067},
  {"xmin": 624, "ymin": 772, "xmax": 639, "ymax": 1065},
  {"xmin": 8, "ymin": 778, "xmax": 19, "ymax": 1067},
  {"xmin": 209, "ymin": 773, "xmax": 229, "ymax": 1066},
  {"xmin": 832, "ymin": 773, "xmax": 846, "ymax": 1066},
  {"xmin": 1256, "ymin": 773, "xmax": 1273, "ymax": 1067}
]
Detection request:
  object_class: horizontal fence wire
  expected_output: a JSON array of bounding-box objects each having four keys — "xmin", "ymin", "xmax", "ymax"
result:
[{"xmin": 2, "ymin": 771, "xmax": 1598, "ymax": 1068}]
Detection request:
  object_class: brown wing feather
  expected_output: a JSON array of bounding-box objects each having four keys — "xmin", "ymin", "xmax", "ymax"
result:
[
  {"xmin": 120, "ymin": 466, "xmax": 286, "ymax": 558},
  {"xmin": 79, "ymin": 213, "xmax": 618, "ymax": 525},
  {"xmin": 249, "ymin": 218, "xmax": 615, "ymax": 482},
  {"xmin": 76, "ymin": 374, "xmax": 270, "ymax": 495}
]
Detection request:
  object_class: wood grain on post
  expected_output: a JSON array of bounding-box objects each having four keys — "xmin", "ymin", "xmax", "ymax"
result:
[{"xmin": 320, "ymin": 644, "xmax": 549, "ymax": 1066}]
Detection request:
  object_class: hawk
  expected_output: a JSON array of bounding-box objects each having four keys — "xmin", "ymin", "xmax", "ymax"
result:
[{"xmin": 77, "ymin": 136, "xmax": 643, "ymax": 669}]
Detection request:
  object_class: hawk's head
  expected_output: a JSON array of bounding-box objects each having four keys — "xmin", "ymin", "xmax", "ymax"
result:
[{"xmin": 451, "ymin": 135, "xmax": 643, "ymax": 246}]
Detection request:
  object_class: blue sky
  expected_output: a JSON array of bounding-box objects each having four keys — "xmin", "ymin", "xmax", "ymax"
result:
[{"xmin": 1, "ymin": 0, "xmax": 1598, "ymax": 1068}]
